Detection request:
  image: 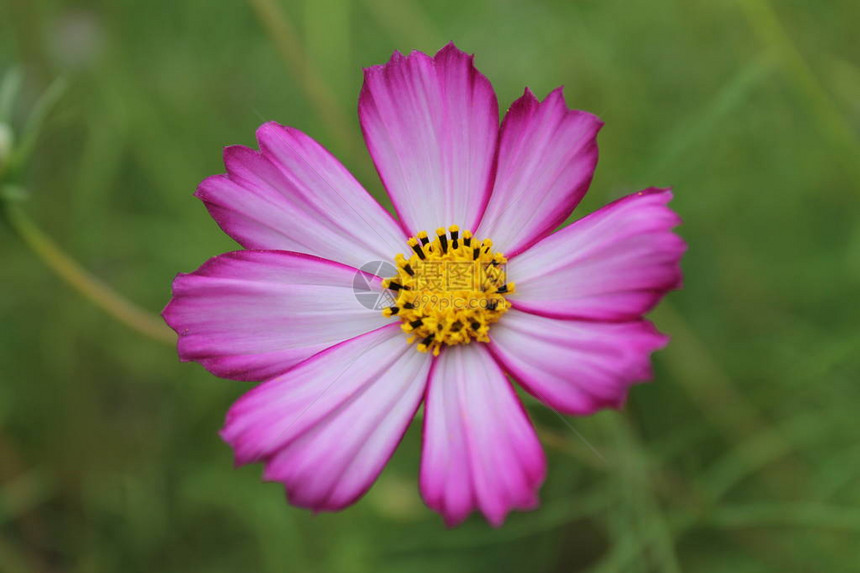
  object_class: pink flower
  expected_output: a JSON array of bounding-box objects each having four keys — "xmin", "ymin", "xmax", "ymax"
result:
[{"xmin": 163, "ymin": 44, "xmax": 685, "ymax": 527}]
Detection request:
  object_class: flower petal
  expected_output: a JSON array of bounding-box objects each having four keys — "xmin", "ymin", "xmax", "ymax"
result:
[
  {"xmin": 489, "ymin": 309, "xmax": 668, "ymax": 416},
  {"xmin": 163, "ymin": 250, "xmax": 394, "ymax": 381},
  {"xmin": 221, "ymin": 324, "xmax": 431, "ymax": 511},
  {"xmin": 476, "ymin": 87, "xmax": 602, "ymax": 256},
  {"xmin": 196, "ymin": 122, "xmax": 406, "ymax": 271},
  {"xmin": 359, "ymin": 43, "xmax": 499, "ymax": 235},
  {"xmin": 420, "ymin": 344, "xmax": 546, "ymax": 527},
  {"xmin": 509, "ymin": 189, "xmax": 685, "ymax": 321}
]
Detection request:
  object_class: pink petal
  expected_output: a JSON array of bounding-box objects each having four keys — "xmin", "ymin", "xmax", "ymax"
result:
[
  {"xmin": 163, "ymin": 251, "xmax": 394, "ymax": 381},
  {"xmin": 420, "ymin": 345, "xmax": 546, "ymax": 527},
  {"xmin": 476, "ymin": 87, "xmax": 602, "ymax": 256},
  {"xmin": 489, "ymin": 309, "xmax": 668, "ymax": 416},
  {"xmin": 509, "ymin": 189, "xmax": 685, "ymax": 321},
  {"xmin": 221, "ymin": 324, "xmax": 431, "ymax": 511},
  {"xmin": 359, "ymin": 43, "xmax": 499, "ymax": 235},
  {"xmin": 196, "ymin": 122, "xmax": 406, "ymax": 271}
]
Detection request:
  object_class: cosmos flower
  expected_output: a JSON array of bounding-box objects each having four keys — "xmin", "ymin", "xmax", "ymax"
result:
[{"xmin": 163, "ymin": 44, "xmax": 685, "ymax": 526}]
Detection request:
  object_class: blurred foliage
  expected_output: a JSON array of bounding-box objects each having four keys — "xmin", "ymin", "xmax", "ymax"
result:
[{"xmin": 1, "ymin": 0, "xmax": 859, "ymax": 571}]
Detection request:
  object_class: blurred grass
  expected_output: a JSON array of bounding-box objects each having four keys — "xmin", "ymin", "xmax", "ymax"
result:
[{"xmin": 1, "ymin": 0, "xmax": 859, "ymax": 571}]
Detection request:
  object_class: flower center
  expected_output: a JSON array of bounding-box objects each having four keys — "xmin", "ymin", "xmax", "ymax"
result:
[{"xmin": 381, "ymin": 225, "xmax": 514, "ymax": 356}]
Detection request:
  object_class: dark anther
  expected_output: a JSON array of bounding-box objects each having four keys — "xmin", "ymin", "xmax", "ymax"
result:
[
  {"xmin": 496, "ymin": 284, "xmax": 508, "ymax": 294},
  {"xmin": 451, "ymin": 320, "xmax": 463, "ymax": 332},
  {"xmin": 403, "ymin": 263, "xmax": 414, "ymax": 276},
  {"xmin": 411, "ymin": 243, "xmax": 426, "ymax": 260},
  {"xmin": 388, "ymin": 306, "xmax": 400, "ymax": 315},
  {"xmin": 388, "ymin": 281, "xmax": 408, "ymax": 291},
  {"xmin": 410, "ymin": 319, "xmax": 424, "ymax": 328},
  {"xmin": 421, "ymin": 334, "xmax": 434, "ymax": 347},
  {"xmin": 439, "ymin": 233, "xmax": 448, "ymax": 254}
]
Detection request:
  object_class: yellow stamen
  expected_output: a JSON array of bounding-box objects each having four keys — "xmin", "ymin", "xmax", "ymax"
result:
[{"xmin": 381, "ymin": 226, "xmax": 512, "ymax": 355}]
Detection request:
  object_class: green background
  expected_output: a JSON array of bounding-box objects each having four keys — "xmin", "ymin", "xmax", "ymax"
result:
[{"xmin": 1, "ymin": 0, "xmax": 859, "ymax": 571}]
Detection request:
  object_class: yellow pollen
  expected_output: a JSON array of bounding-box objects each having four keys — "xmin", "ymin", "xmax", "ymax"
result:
[{"xmin": 382, "ymin": 227, "xmax": 514, "ymax": 356}]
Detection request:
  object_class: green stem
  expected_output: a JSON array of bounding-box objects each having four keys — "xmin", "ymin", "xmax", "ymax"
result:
[
  {"xmin": 3, "ymin": 203, "xmax": 175, "ymax": 345},
  {"xmin": 246, "ymin": 0, "xmax": 357, "ymax": 158},
  {"xmin": 738, "ymin": 0, "xmax": 860, "ymax": 186}
]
